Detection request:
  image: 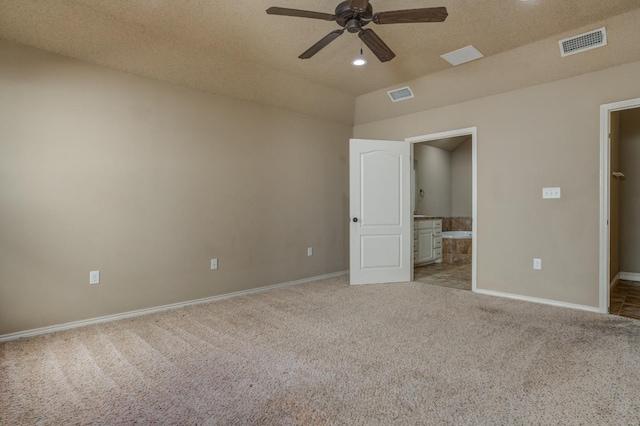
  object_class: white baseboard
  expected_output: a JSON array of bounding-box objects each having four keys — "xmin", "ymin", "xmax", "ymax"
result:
[
  {"xmin": 473, "ymin": 289, "xmax": 600, "ymax": 313},
  {"xmin": 611, "ymin": 272, "xmax": 621, "ymax": 289},
  {"xmin": 0, "ymin": 270, "xmax": 348, "ymax": 343},
  {"xmin": 619, "ymin": 272, "xmax": 640, "ymax": 282}
]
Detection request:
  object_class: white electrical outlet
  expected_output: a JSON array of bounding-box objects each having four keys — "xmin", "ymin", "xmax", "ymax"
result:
[
  {"xmin": 211, "ymin": 259, "xmax": 218, "ymax": 270},
  {"xmin": 533, "ymin": 258, "xmax": 542, "ymax": 270},
  {"xmin": 542, "ymin": 187, "xmax": 561, "ymax": 199},
  {"xmin": 90, "ymin": 270, "xmax": 100, "ymax": 285},
  {"xmin": 307, "ymin": 247, "xmax": 313, "ymax": 257}
]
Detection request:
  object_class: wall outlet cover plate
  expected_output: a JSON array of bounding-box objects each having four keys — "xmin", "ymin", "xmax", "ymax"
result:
[
  {"xmin": 533, "ymin": 259, "xmax": 542, "ymax": 270},
  {"xmin": 542, "ymin": 187, "xmax": 561, "ymax": 199}
]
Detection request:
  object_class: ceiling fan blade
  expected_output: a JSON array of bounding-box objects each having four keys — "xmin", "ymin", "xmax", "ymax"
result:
[
  {"xmin": 373, "ymin": 7, "xmax": 448, "ymax": 25},
  {"xmin": 349, "ymin": 0, "xmax": 369, "ymax": 13},
  {"xmin": 358, "ymin": 29, "xmax": 395, "ymax": 62},
  {"xmin": 266, "ymin": 7, "xmax": 335, "ymax": 21},
  {"xmin": 299, "ymin": 29, "xmax": 345, "ymax": 59}
]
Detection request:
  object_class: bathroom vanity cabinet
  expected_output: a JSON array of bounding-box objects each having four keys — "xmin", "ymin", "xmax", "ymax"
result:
[{"xmin": 414, "ymin": 219, "xmax": 442, "ymax": 265}]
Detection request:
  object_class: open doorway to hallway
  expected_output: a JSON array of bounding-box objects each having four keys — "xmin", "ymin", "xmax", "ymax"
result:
[{"xmin": 608, "ymin": 105, "xmax": 640, "ymax": 319}]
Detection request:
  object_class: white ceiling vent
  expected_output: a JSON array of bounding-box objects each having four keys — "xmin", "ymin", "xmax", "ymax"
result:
[
  {"xmin": 387, "ymin": 86, "xmax": 415, "ymax": 102},
  {"xmin": 441, "ymin": 45, "xmax": 484, "ymax": 66},
  {"xmin": 559, "ymin": 27, "xmax": 607, "ymax": 57}
]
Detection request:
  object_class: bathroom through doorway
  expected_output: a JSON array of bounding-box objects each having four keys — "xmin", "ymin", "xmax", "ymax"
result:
[{"xmin": 407, "ymin": 128, "xmax": 477, "ymax": 292}]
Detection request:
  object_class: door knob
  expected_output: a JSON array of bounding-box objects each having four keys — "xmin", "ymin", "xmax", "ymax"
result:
[{"xmin": 352, "ymin": 217, "xmax": 358, "ymax": 223}]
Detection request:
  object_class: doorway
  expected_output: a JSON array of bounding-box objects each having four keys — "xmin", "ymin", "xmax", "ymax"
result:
[
  {"xmin": 600, "ymin": 97, "xmax": 640, "ymax": 315},
  {"xmin": 406, "ymin": 127, "xmax": 477, "ymax": 292}
]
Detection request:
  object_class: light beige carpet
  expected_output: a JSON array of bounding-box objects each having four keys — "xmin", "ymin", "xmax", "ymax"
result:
[{"xmin": 2, "ymin": 275, "xmax": 640, "ymax": 424}]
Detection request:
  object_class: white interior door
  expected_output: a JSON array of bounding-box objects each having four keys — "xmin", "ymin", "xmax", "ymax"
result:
[{"xmin": 350, "ymin": 138, "xmax": 411, "ymax": 285}]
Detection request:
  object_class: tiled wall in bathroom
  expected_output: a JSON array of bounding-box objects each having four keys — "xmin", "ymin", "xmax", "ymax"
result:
[
  {"xmin": 442, "ymin": 217, "xmax": 472, "ymax": 265},
  {"xmin": 442, "ymin": 239, "xmax": 472, "ymax": 265},
  {"xmin": 442, "ymin": 217, "xmax": 472, "ymax": 232}
]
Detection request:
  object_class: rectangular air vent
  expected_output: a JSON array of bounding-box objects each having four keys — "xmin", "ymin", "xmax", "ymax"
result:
[
  {"xmin": 441, "ymin": 45, "xmax": 484, "ymax": 66},
  {"xmin": 387, "ymin": 86, "xmax": 414, "ymax": 102},
  {"xmin": 559, "ymin": 27, "xmax": 607, "ymax": 57}
]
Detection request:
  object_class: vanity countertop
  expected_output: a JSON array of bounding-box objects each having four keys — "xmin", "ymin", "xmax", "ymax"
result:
[{"xmin": 413, "ymin": 215, "xmax": 443, "ymax": 220}]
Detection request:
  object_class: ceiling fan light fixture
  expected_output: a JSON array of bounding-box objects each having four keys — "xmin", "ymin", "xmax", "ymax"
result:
[
  {"xmin": 352, "ymin": 57, "xmax": 367, "ymax": 66},
  {"xmin": 352, "ymin": 46, "xmax": 367, "ymax": 66}
]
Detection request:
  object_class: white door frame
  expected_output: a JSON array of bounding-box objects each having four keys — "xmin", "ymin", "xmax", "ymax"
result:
[
  {"xmin": 406, "ymin": 127, "xmax": 478, "ymax": 291},
  {"xmin": 599, "ymin": 97, "xmax": 640, "ymax": 313}
]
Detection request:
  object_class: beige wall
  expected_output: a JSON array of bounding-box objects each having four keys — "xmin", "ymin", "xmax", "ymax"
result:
[
  {"xmin": 355, "ymin": 60, "xmax": 640, "ymax": 308},
  {"xmin": 414, "ymin": 139, "xmax": 472, "ymax": 218},
  {"xmin": 451, "ymin": 139, "xmax": 472, "ymax": 217},
  {"xmin": 0, "ymin": 41, "xmax": 352, "ymax": 335},
  {"xmin": 619, "ymin": 108, "xmax": 640, "ymax": 274},
  {"xmin": 415, "ymin": 145, "xmax": 451, "ymax": 216},
  {"xmin": 610, "ymin": 111, "xmax": 620, "ymax": 283}
]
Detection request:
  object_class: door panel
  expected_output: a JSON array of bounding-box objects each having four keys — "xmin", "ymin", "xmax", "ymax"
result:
[
  {"xmin": 361, "ymin": 235, "xmax": 402, "ymax": 268},
  {"xmin": 362, "ymin": 151, "xmax": 402, "ymax": 226},
  {"xmin": 350, "ymin": 138, "xmax": 411, "ymax": 285}
]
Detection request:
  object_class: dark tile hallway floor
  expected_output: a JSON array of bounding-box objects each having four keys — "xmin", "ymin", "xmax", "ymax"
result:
[
  {"xmin": 611, "ymin": 280, "xmax": 640, "ymax": 319},
  {"xmin": 414, "ymin": 263, "xmax": 471, "ymax": 291}
]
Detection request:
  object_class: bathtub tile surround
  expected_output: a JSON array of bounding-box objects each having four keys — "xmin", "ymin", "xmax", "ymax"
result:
[
  {"xmin": 443, "ymin": 217, "xmax": 472, "ymax": 232},
  {"xmin": 456, "ymin": 239, "xmax": 472, "ymax": 255},
  {"xmin": 442, "ymin": 240, "xmax": 472, "ymax": 266},
  {"xmin": 439, "ymin": 217, "xmax": 473, "ymax": 265}
]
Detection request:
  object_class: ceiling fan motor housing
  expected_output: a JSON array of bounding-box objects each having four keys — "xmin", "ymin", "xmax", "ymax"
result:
[
  {"xmin": 335, "ymin": 1, "xmax": 373, "ymax": 29},
  {"xmin": 345, "ymin": 19, "xmax": 362, "ymax": 33}
]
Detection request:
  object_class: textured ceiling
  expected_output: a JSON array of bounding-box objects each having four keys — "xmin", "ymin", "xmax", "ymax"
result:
[{"xmin": 1, "ymin": 0, "xmax": 639, "ymax": 116}]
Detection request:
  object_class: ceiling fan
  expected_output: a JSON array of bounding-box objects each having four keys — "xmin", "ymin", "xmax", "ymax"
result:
[{"xmin": 266, "ymin": 0, "xmax": 448, "ymax": 63}]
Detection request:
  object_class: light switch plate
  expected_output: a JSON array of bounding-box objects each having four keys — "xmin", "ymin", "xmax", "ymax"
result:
[
  {"xmin": 90, "ymin": 270, "xmax": 100, "ymax": 285},
  {"xmin": 211, "ymin": 259, "xmax": 218, "ymax": 270},
  {"xmin": 533, "ymin": 259, "xmax": 542, "ymax": 270},
  {"xmin": 542, "ymin": 187, "xmax": 561, "ymax": 199}
]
